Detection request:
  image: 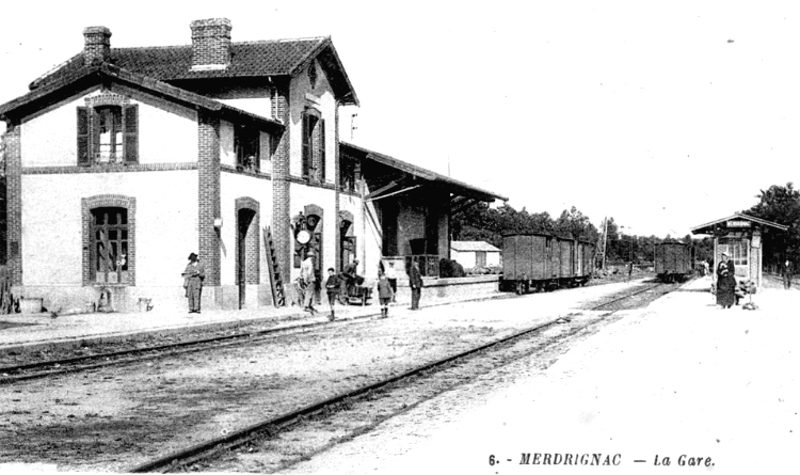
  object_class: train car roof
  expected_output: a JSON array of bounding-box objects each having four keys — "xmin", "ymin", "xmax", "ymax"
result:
[{"xmin": 501, "ymin": 233, "xmax": 596, "ymax": 246}]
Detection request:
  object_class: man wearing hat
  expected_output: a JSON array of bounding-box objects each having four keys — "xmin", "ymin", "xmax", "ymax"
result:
[
  {"xmin": 716, "ymin": 251, "xmax": 736, "ymax": 309},
  {"xmin": 300, "ymin": 250, "xmax": 318, "ymax": 314},
  {"xmin": 181, "ymin": 253, "xmax": 205, "ymax": 314}
]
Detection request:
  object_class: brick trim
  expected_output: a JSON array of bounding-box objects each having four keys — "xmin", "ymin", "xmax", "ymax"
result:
[
  {"xmin": 21, "ymin": 163, "xmax": 199, "ymax": 174},
  {"xmin": 271, "ymin": 84, "xmax": 291, "ymax": 282},
  {"xmin": 81, "ymin": 194, "xmax": 136, "ymax": 286},
  {"xmin": 198, "ymin": 111, "xmax": 221, "ymax": 286},
  {"xmin": 85, "ymin": 93, "xmax": 130, "ymax": 108},
  {"xmin": 4, "ymin": 125, "xmax": 22, "ymax": 284},
  {"xmin": 235, "ymin": 197, "xmax": 260, "ymax": 285}
]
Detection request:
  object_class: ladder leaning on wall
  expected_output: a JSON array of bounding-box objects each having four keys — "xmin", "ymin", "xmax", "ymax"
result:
[{"xmin": 263, "ymin": 226, "xmax": 286, "ymax": 307}]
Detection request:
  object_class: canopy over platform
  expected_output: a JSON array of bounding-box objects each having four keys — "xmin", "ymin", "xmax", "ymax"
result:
[{"xmin": 691, "ymin": 213, "xmax": 788, "ymax": 236}]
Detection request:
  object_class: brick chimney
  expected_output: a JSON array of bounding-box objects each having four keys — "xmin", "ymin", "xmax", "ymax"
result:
[
  {"xmin": 190, "ymin": 18, "xmax": 232, "ymax": 70},
  {"xmin": 83, "ymin": 26, "xmax": 112, "ymax": 66}
]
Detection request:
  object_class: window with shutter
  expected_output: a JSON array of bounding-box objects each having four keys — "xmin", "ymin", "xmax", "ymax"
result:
[{"xmin": 77, "ymin": 96, "xmax": 139, "ymax": 166}]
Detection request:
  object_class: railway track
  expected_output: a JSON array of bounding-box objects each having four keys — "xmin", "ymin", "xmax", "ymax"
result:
[
  {"xmin": 0, "ymin": 280, "xmax": 662, "ymax": 385},
  {"xmin": 125, "ymin": 280, "xmax": 683, "ymax": 473},
  {"xmin": 0, "ymin": 316, "xmax": 374, "ymax": 385}
]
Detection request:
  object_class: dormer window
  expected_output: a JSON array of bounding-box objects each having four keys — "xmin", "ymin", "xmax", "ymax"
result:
[{"xmin": 77, "ymin": 94, "xmax": 138, "ymax": 166}]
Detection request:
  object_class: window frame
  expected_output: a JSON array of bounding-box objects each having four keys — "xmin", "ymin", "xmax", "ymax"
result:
[
  {"xmin": 90, "ymin": 207, "xmax": 130, "ymax": 284},
  {"xmin": 234, "ymin": 123, "xmax": 260, "ymax": 173},
  {"xmin": 82, "ymin": 195, "xmax": 136, "ymax": 287}
]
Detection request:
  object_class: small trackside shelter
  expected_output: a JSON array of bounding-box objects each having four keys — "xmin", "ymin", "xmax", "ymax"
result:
[{"xmin": 691, "ymin": 213, "xmax": 788, "ymax": 288}]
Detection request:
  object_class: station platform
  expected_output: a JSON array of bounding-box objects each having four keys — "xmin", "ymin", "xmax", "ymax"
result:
[
  {"xmin": 279, "ymin": 274, "xmax": 800, "ymax": 475},
  {"xmin": 0, "ymin": 288, "xmax": 514, "ymax": 356}
]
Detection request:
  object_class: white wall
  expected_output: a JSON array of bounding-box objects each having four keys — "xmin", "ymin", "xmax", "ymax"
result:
[
  {"xmin": 219, "ymin": 172, "xmax": 273, "ymax": 286},
  {"xmin": 21, "ymin": 86, "xmax": 197, "ymax": 167},
  {"xmin": 220, "ymin": 120, "xmax": 236, "ymax": 168},
  {"xmin": 20, "ymin": 170, "xmax": 199, "ymax": 287}
]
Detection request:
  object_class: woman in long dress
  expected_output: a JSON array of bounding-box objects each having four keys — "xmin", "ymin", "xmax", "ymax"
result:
[{"xmin": 716, "ymin": 252, "xmax": 736, "ymax": 309}]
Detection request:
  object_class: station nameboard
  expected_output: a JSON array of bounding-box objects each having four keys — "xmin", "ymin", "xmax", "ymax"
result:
[{"xmin": 726, "ymin": 220, "xmax": 751, "ymax": 228}]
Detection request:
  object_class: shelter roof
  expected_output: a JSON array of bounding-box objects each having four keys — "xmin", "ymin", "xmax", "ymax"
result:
[
  {"xmin": 451, "ymin": 241, "xmax": 501, "ymax": 252},
  {"xmin": 691, "ymin": 212, "xmax": 789, "ymax": 235},
  {"xmin": 340, "ymin": 141, "xmax": 508, "ymax": 203}
]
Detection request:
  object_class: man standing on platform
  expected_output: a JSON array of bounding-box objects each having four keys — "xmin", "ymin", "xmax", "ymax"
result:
[
  {"xmin": 783, "ymin": 259, "xmax": 794, "ymax": 289},
  {"xmin": 182, "ymin": 253, "xmax": 205, "ymax": 314},
  {"xmin": 409, "ymin": 261, "xmax": 423, "ymax": 310}
]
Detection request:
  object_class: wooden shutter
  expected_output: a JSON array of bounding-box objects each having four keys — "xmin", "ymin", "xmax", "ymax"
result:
[
  {"xmin": 77, "ymin": 107, "xmax": 90, "ymax": 166},
  {"xmin": 302, "ymin": 113, "xmax": 311, "ymax": 178},
  {"xmin": 124, "ymin": 105, "xmax": 138, "ymax": 163},
  {"xmin": 318, "ymin": 119, "xmax": 326, "ymax": 181}
]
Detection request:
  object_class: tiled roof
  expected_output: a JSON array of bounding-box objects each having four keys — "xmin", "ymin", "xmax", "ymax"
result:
[
  {"xmin": 451, "ymin": 241, "xmax": 501, "ymax": 252},
  {"xmin": 29, "ymin": 37, "xmax": 358, "ymax": 105}
]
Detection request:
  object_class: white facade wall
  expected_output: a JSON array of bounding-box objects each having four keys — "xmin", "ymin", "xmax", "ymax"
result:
[
  {"xmin": 20, "ymin": 170, "xmax": 199, "ymax": 287},
  {"xmin": 21, "ymin": 87, "xmax": 197, "ymax": 167},
  {"xmin": 361, "ymin": 195, "xmax": 385, "ymax": 281},
  {"xmin": 220, "ymin": 120, "xmax": 236, "ymax": 168},
  {"xmin": 218, "ymin": 97, "xmax": 272, "ymax": 120},
  {"xmin": 288, "ymin": 60, "xmax": 337, "ymax": 182},
  {"xmin": 218, "ymin": 172, "xmax": 273, "ymax": 287}
]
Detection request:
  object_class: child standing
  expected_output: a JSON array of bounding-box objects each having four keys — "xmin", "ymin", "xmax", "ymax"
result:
[
  {"xmin": 377, "ymin": 272, "xmax": 394, "ymax": 318},
  {"xmin": 325, "ymin": 268, "xmax": 340, "ymax": 321}
]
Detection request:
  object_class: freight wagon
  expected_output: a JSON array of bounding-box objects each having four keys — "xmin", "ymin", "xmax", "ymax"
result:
[
  {"xmin": 500, "ymin": 234, "xmax": 595, "ymax": 294},
  {"xmin": 654, "ymin": 242, "xmax": 694, "ymax": 283}
]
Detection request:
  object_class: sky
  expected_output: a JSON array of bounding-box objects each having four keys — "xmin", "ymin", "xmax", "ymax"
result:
[{"xmin": 1, "ymin": 1, "xmax": 799, "ymax": 238}]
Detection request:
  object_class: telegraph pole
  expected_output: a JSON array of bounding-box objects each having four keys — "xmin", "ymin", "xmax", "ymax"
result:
[{"xmin": 602, "ymin": 217, "xmax": 609, "ymax": 271}]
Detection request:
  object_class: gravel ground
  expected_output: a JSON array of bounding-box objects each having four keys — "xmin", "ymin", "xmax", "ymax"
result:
[
  {"xmin": 278, "ymin": 276, "xmax": 799, "ymax": 475},
  {"xmin": 0, "ymin": 281, "xmax": 641, "ymax": 472}
]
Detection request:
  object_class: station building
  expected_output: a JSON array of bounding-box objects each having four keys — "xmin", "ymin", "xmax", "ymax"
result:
[
  {"xmin": 691, "ymin": 213, "xmax": 787, "ymax": 288},
  {"xmin": 0, "ymin": 19, "xmax": 506, "ymax": 313}
]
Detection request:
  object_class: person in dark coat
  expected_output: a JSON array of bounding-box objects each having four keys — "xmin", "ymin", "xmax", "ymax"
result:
[
  {"xmin": 782, "ymin": 259, "xmax": 794, "ymax": 290},
  {"xmin": 409, "ymin": 261, "xmax": 423, "ymax": 310},
  {"xmin": 716, "ymin": 252, "xmax": 736, "ymax": 309},
  {"xmin": 325, "ymin": 268, "xmax": 339, "ymax": 320},
  {"xmin": 182, "ymin": 253, "xmax": 205, "ymax": 314}
]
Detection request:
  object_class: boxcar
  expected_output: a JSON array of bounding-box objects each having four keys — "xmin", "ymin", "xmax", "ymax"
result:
[
  {"xmin": 501, "ymin": 234, "xmax": 595, "ymax": 294},
  {"xmin": 654, "ymin": 242, "xmax": 694, "ymax": 282}
]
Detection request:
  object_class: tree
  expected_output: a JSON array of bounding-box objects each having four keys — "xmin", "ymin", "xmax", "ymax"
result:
[{"xmin": 745, "ymin": 182, "xmax": 800, "ymax": 269}]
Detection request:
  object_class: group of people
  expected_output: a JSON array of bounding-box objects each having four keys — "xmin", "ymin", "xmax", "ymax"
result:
[
  {"xmin": 182, "ymin": 251, "xmax": 425, "ymax": 318},
  {"xmin": 716, "ymin": 253, "xmax": 795, "ymax": 309}
]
